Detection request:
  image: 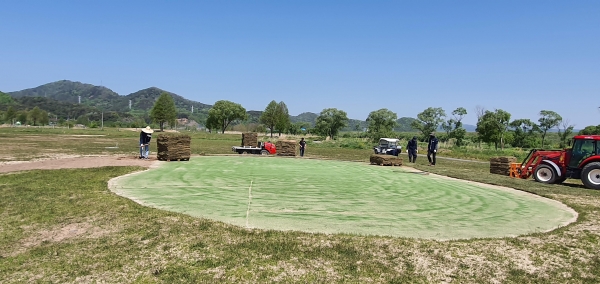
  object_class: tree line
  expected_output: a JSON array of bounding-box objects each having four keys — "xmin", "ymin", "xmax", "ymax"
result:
[
  {"xmin": 199, "ymin": 99, "xmax": 598, "ymax": 150},
  {"xmin": 3, "ymin": 89, "xmax": 599, "ymax": 150}
]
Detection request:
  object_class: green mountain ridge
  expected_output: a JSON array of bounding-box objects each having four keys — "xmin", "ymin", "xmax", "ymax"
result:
[
  {"xmin": 2, "ymin": 80, "xmax": 427, "ymax": 131},
  {"xmin": 8, "ymin": 80, "xmax": 212, "ymax": 114}
]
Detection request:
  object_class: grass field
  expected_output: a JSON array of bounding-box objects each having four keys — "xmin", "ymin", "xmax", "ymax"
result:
[
  {"xmin": 1, "ymin": 127, "xmax": 600, "ymax": 283},
  {"xmin": 113, "ymin": 156, "xmax": 575, "ymax": 240}
]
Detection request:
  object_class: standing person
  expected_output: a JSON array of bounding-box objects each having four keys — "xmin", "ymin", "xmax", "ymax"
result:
[
  {"xmin": 406, "ymin": 136, "xmax": 418, "ymax": 163},
  {"xmin": 299, "ymin": 137, "xmax": 307, "ymax": 157},
  {"xmin": 139, "ymin": 126, "xmax": 153, "ymax": 159},
  {"xmin": 427, "ymin": 132, "xmax": 439, "ymax": 166}
]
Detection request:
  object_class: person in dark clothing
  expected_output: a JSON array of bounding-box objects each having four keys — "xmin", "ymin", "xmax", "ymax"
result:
[
  {"xmin": 299, "ymin": 138, "xmax": 306, "ymax": 157},
  {"xmin": 406, "ymin": 136, "xmax": 418, "ymax": 163},
  {"xmin": 139, "ymin": 126, "xmax": 153, "ymax": 159},
  {"xmin": 427, "ymin": 132, "xmax": 439, "ymax": 166}
]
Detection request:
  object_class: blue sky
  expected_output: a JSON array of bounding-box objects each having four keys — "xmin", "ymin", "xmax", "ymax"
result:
[{"xmin": 1, "ymin": 1, "xmax": 599, "ymax": 127}]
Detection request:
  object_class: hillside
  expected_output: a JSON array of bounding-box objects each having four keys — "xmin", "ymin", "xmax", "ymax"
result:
[
  {"xmin": 0, "ymin": 91, "xmax": 14, "ymax": 105},
  {"xmin": 10, "ymin": 96, "xmax": 104, "ymax": 119},
  {"xmin": 123, "ymin": 87, "xmax": 211, "ymax": 113},
  {"xmin": 9, "ymin": 80, "xmax": 121, "ymax": 109},
  {"xmin": 291, "ymin": 112, "xmax": 318, "ymax": 124},
  {"xmin": 7, "ymin": 80, "xmax": 212, "ymax": 114},
  {"xmin": 3, "ymin": 80, "xmax": 479, "ymax": 132}
]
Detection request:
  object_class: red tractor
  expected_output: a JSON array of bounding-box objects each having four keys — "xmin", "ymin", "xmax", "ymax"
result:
[{"xmin": 517, "ymin": 135, "xmax": 600, "ymax": 190}]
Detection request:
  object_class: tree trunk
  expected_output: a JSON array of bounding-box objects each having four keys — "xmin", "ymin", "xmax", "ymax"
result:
[{"xmin": 541, "ymin": 132, "xmax": 546, "ymax": 148}]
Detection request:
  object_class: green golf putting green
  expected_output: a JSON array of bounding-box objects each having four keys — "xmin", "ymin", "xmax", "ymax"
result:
[{"xmin": 110, "ymin": 156, "xmax": 576, "ymax": 240}]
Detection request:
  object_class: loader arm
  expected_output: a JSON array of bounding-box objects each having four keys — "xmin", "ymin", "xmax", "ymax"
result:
[{"xmin": 519, "ymin": 149, "xmax": 564, "ymax": 179}]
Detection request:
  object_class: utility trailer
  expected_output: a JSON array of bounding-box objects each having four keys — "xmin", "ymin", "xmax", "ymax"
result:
[{"xmin": 232, "ymin": 141, "xmax": 276, "ymax": 155}]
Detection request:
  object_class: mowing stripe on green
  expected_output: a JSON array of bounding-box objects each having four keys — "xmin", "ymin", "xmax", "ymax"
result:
[{"xmin": 110, "ymin": 156, "xmax": 576, "ymax": 240}]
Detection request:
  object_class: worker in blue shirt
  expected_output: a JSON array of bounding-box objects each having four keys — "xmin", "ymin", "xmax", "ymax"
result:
[{"xmin": 406, "ymin": 136, "xmax": 418, "ymax": 163}]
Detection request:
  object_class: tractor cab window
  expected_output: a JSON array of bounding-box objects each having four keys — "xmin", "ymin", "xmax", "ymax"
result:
[{"xmin": 569, "ymin": 139, "xmax": 596, "ymax": 168}]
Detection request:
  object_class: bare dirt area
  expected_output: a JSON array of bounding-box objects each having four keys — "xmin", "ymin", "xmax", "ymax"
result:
[{"xmin": 0, "ymin": 155, "xmax": 159, "ymax": 173}]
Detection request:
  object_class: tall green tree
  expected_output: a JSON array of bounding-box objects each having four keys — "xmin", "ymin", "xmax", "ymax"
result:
[
  {"xmin": 476, "ymin": 109, "xmax": 511, "ymax": 150},
  {"xmin": 538, "ymin": 110, "xmax": 562, "ymax": 148},
  {"xmin": 450, "ymin": 107, "xmax": 468, "ymax": 146},
  {"xmin": 4, "ymin": 106, "xmax": 16, "ymax": 124},
  {"xmin": 579, "ymin": 125, "xmax": 600, "ymax": 135},
  {"xmin": 411, "ymin": 107, "xmax": 446, "ymax": 139},
  {"xmin": 207, "ymin": 100, "xmax": 247, "ymax": 133},
  {"xmin": 314, "ymin": 108, "xmax": 348, "ymax": 140},
  {"xmin": 474, "ymin": 105, "xmax": 486, "ymax": 148},
  {"xmin": 441, "ymin": 119, "xmax": 455, "ymax": 141},
  {"xmin": 17, "ymin": 111, "xmax": 28, "ymax": 125},
  {"xmin": 558, "ymin": 119, "xmax": 575, "ymax": 148},
  {"xmin": 366, "ymin": 108, "xmax": 397, "ymax": 139},
  {"xmin": 287, "ymin": 122, "xmax": 301, "ymax": 135},
  {"xmin": 259, "ymin": 100, "xmax": 279, "ymax": 137},
  {"xmin": 275, "ymin": 101, "xmax": 290, "ymax": 136},
  {"xmin": 509, "ymin": 119, "xmax": 539, "ymax": 148},
  {"xmin": 259, "ymin": 100, "xmax": 290, "ymax": 137},
  {"xmin": 28, "ymin": 106, "xmax": 45, "ymax": 126},
  {"xmin": 150, "ymin": 92, "xmax": 177, "ymax": 131}
]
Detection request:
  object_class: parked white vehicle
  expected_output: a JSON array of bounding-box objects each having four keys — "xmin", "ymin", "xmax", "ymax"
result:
[{"xmin": 373, "ymin": 138, "xmax": 401, "ymax": 156}]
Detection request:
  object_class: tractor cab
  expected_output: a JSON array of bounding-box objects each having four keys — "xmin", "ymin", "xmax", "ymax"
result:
[
  {"xmin": 568, "ymin": 135, "xmax": 600, "ymax": 169},
  {"xmin": 374, "ymin": 138, "xmax": 401, "ymax": 156}
]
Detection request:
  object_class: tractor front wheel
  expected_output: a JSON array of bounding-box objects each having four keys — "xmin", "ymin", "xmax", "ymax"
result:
[
  {"xmin": 555, "ymin": 176, "xmax": 568, "ymax": 184},
  {"xmin": 261, "ymin": 150, "xmax": 269, "ymax": 155},
  {"xmin": 534, "ymin": 164, "xmax": 557, "ymax": 184},
  {"xmin": 581, "ymin": 162, "xmax": 600, "ymax": 190}
]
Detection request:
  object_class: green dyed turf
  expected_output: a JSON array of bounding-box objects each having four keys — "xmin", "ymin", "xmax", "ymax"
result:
[{"xmin": 111, "ymin": 156, "xmax": 576, "ymax": 240}]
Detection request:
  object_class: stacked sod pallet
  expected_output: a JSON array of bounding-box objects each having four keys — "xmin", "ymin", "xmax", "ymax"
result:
[
  {"xmin": 157, "ymin": 133, "xmax": 191, "ymax": 161},
  {"xmin": 242, "ymin": 132, "xmax": 258, "ymax": 147},
  {"xmin": 276, "ymin": 140, "xmax": 297, "ymax": 156},
  {"xmin": 490, "ymin": 156, "xmax": 517, "ymax": 175},
  {"xmin": 370, "ymin": 154, "xmax": 403, "ymax": 166}
]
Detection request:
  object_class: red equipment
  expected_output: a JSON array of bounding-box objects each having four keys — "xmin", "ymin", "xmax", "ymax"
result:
[
  {"xmin": 517, "ymin": 135, "xmax": 600, "ymax": 190},
  {"xmin": 232, "ymin": 141, "xmax": 276, "ymax": 155}
]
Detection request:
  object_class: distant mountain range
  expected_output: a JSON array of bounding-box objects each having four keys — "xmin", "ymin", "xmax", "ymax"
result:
[
  {"xmin": 8, "ymin": 80, "xmax": 211, "ymax": 114},
  {"xmin": 2, "ymin": 80, "xmax": 478, "ymax": 131}
]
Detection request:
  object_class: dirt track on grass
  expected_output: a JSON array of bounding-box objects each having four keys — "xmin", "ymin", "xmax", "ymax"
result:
[{"xmin": 0, "ymin": 155, "xmax": 159, "ymax": 173}]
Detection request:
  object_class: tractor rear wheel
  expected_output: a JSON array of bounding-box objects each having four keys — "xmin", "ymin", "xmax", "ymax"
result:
[
  {"xmin": 534, "ymin": 164, "xmax": 557, "ymax": 184},
  {"xmin": 581, "ymin": 162, "xmax": 600, "ymax": 190},
  {"xmin": 260, "ymin": 150, "xmax": 269, "ymax": 155}
]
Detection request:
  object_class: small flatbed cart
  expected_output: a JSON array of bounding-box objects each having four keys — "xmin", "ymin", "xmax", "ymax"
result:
[{"xmin": 232, "ymin": 141, "xmax": 276, "ymax": 155}]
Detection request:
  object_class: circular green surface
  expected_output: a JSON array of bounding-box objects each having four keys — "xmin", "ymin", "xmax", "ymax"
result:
[{"xmin": 111, "ymin": 156, "xmax": 576, "ymax": 240}]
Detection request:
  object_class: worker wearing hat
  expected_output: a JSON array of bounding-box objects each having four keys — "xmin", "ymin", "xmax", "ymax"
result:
[
  {"xmin": 427, "ymin": 132, "xmax": 439, "ymax": 166},
  {"xmin": 139, "ymin": 126, "xmax": 154, "ymax": 159}
]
